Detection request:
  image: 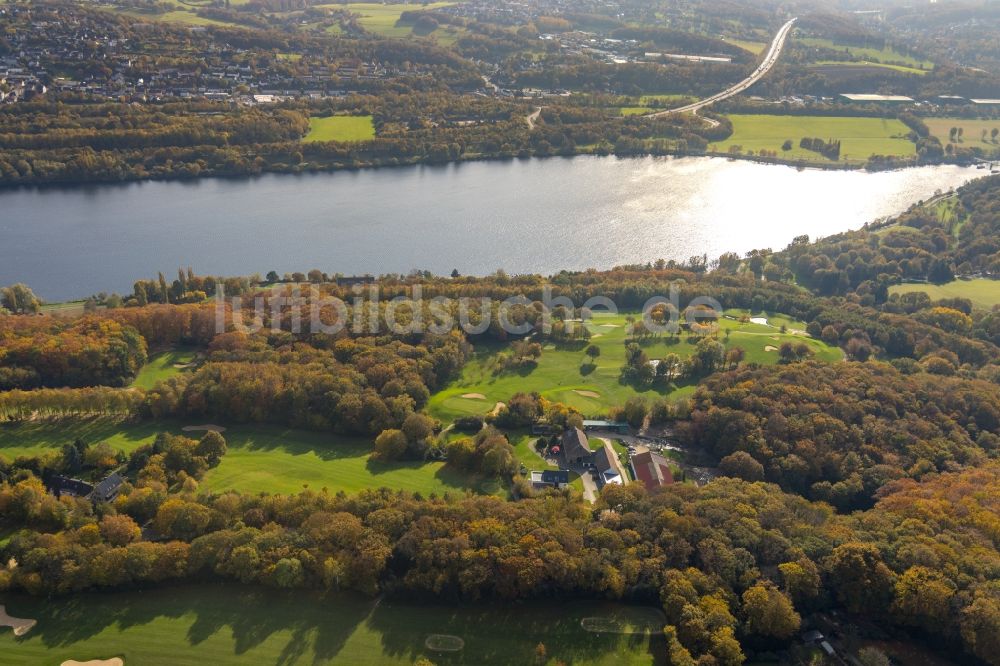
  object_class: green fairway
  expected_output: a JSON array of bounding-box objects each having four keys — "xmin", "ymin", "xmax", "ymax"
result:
[
  {"xmin": 712, "ymin": 114, "xmax": 916, "ymax": 164},
  {"xmin": 889, "ymin": 278, "xmax": 1000, "ymax": 311},
  {"xmin": 0, "ymin": 584, "xmax": 665, "ymax": 665},
  {"xmin": 426, "ymin": 311, "xmax": 840, "ymax": 422},
  {"xmin": 131, "ymin": 349, "xmax": 199, "ymax": 390},
  {"xmin": 0, "ymin": 420, "xmax": 481, "ymax": 496},
  {"xmin": 0, "ymin": 419, "xmax": 162, "ymax": 459},
  {"xmin": 303, "ymin": 116, "xmax": 376, "ymax": 143},
  {"xmin": 197, "ymin": 426, "xmax": 483, "ymax": 496},
  {"xmin": 923, "ymin": 117, "xmax": 1000, "ymax": 151}
]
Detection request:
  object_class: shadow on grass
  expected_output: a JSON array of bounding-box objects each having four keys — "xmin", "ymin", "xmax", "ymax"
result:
[
  {"xmin": 369, "ymin": 598, "xmax": 667, "ymax": 665},
  {"xmin": 7, "ymin": 584, "xmax": 667, "ymax": 665},
  {"xmin": 7, "ymin": 583, "xmax": 373, "ymax": 663},
  {"xmin": 0, "ymin": 417, "xmax": 163, "ymax": 455}
]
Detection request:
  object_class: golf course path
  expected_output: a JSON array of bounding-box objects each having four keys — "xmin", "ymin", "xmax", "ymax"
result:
[
  {"xmin": 526, "ymin": 106, "xmax": 543, "ymax": 129},
  {"xmin": 650, "ymin": 17, "xmax": 797, "ymax": 117}
]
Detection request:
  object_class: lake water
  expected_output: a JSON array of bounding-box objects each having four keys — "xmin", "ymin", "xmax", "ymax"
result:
[{"xmin": 0, "ymin": 156, "xmax": 985, "ymax": 301}]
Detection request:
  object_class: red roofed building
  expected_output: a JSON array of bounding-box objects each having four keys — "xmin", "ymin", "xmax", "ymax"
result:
[{"xmin": 630, "ymin": 450, "xmax": 674, "ymax": 491}]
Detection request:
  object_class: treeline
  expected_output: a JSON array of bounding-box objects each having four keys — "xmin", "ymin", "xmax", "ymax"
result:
[
  {"xmin": 682, "ymin": 360, "xmax": 1000, "ymax": 510},
  {"xmin": 143, "ymin": 331, "xmax": 468, "ymax": 435},
  {"xmin": 0, "ymin": 317, "xmax": 147, "ymax": 389},
  {"xmin": 3, "ymin": 465, "xmax": 1000, "ymax": 664},
  {"xmin": 512, "ymin": 60, "xmax": 748, "ymax": 97},
  {"xmin": 0, "ymin": 97, "xmax": 721, "ymax": 186},
  {"xmin": 799, "ymin": 137, "xmax": 841, "ymax": 160}
]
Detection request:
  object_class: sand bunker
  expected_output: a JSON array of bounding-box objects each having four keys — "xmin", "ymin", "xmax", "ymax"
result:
[
  {"xmin": 181, "ymin": 424, "xmax": 227, "ymax": 433},
  {"xmin": 590, "ymin": 333, "xmax": 603, "ymax": 338},
  {"xmin": 460, "ymin": 393, "xmax": 486, "ymax": 400},
  {"xmin": 61, "ymin": 660, "xmax": 124, "ymax": 666},
  {"xmin": 0, "ymin": 605, "xmax": 37, "ymax": 637},
  {"xmin": 764, "ymin": 345, "xmax": 778, "ymax": 352},
  {"xmin": 425, "ymin": 634, "xmax": 465, "ymax": 652},
  {"xmin": 599, "ymin": 324, "xmax": 620, "ymax": 328},
  {"xmin": 172, "ymin": 362, "xmax": 196, "ymax": 369},
  {"xmin": 574, "ymin": 390, "xmax": 601, "ymax": 398}
]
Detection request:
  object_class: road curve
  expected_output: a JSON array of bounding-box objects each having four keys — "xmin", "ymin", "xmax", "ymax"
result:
[{"xmin": 650, "ymin": 17, "xmax": 797, "ymax": 117}]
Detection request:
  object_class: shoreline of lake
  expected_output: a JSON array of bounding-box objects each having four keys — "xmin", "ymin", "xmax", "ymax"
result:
[{"xmin": 0, "ymin": 148, "xmax": 976, "ymax": 194}]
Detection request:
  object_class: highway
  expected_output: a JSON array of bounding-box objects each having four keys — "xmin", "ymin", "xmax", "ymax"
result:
[{"xmin": 650, "ymin": 17, "xmax": 797, "ymax": 117}]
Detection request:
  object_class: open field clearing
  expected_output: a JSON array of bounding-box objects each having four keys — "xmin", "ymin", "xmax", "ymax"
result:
[
  {"xmin": 810, "ymin": 60, "xmax": 929, "ymax": 75},
  {"xmin": 711, "ymin": 114, "xmax": 916, "ymax": 164},
  {"xmin": 0, "ymin": 421, "xmax": 480, "ymax": 496},
  {"xmin": 923, "ymin": 117, "xmax": 1000, "ymax": 150},
  {"xmin": 303, "ymin": 116, "xmax": 376, "ymax": 143},
  {"xmin": 723, "ymin": 38, "xmax": 767, "ymax": 55},
  {"xmin": 426, "ymin": 311, "xmax": 840, "ymax": 422},
  {"xmin": 315, "ymin": 3, "xmax": 455, "ymax": 38},
  {"xmin": 112, "ymin": 8, "xmax": 236, "ymax": 27},
  {"xmin": 131, "ymin": 349, "xmax": 198, "ymax": 390},
  {"xmin": 0, "ymin": 584, "xmax": 665, "ymax": 665},
  {"xmin": 795, "ymin": 36, "xmax": 933, "ymax": 69},
  {"xmin": 889, "ymin": 278, "xmax": 1000, "ymax": 310}
]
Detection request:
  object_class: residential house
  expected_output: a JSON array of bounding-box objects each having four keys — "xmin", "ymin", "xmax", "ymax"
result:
[
  {"xmin": 559, "ymin": 427, "xmax": 593, "ymax": 464},
  {"xmin": 47, "ymin": 475, "xmax": 95, "ymax": 498},
  {"xmin": 530, "ymin": 469, "xmax": 570, "ymax": 490},
  {"xmin": 90, "ymin": 472, "xmax": 124, "ymax": 503},
  {"xmin": 630, "ymin": 450, "xmax": 675, "ymax": 491},
  {"xmin": 592, "ymin": 441, "xmax": 628, "ymax": 487}
]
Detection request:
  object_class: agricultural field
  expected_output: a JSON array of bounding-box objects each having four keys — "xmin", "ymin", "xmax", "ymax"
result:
[
  {"xmin": 923, "ymin": 117, "xmax": 1000, "ymax": 150},
  {"xmin": 131, "ymin": 349, "xmax": 199, "ymax": 390},
  {"xmin": 711, "ymin": 114, "xmax": 916, "ymax": 164},
  {"xmin": 0, "ymin": 584, "xmax": 666, "ymax": 665},
  {"xmin": 113, "ymin": 8, "xmax": 235, "ymax": 27},
  {"xmin": 889, "ymin": 278, "xmax": 1000, "ymax": 311},
  {"xmin": 426, "ymin": 311, "xmax": 840, "ymax": 422},
  {"xmin": 38, "ymin": 300, "xmax": 87, "ymax": 317},
  {"xmin": 723, "ymin": 38, "xmax": 767, "ymax": 55},
  {"xmin": 316, "ymin": 2, "xmax": 456, "ymax": 38},
  {"xmin": 794, "ymin": 36, "xmax": 933, "ymax": 69},
  {"xmin": 303, "ymin": 116, "xmax": 376, "ymax": 143},
  {"xmin": 810, "ymin": 60, "xmax": 929, "ymax": 75},
  {"xmin": 0, "ymin": 420, "xmax": 481, "ymax": 496}
]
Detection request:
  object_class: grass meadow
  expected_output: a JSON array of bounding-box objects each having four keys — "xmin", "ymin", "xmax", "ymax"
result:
[
  {"xmin": 0, "ymin": 584, "xmax": 666, "ymax": 665},
  {"xmin": 923, "ymin": 117, "xmax": 1000, "ymax": 151},
  {"xmin": 711, "ymin": 114, "xmax": 916, "ymax": 164},
  {"xmin": 889, "ymin": 278, "xmax": 1000, "ymax": 311},
  {"xmin": 315, "ymin": 3, "xmax": 455, "ymax": 38},
  {"xmin": 303, "ymin": 116, "xmax": 376, "ymax": 143},
  {"xmin": 810, "ymin": 60, "xmax": 929, "ymax": 75},
  {"xmin": 794, "ymin": 36, "xmax": 933, "ymax": 69}
]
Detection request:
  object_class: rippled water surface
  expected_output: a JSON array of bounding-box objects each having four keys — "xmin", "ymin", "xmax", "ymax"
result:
[{"xmin": 0, "ymin": 156, "xmax": 984, "ymax": 300}]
